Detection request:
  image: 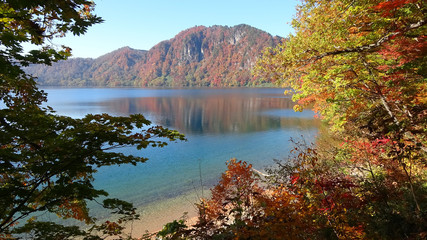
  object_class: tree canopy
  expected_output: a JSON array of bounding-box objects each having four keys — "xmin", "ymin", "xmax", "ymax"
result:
[
  {"xmin": 256, "ymin": 0, "xmax": 426, "ymax": 137},
  {"xmin": 0, "ymin": 0, "xmax": 184, "ymax": 238}
]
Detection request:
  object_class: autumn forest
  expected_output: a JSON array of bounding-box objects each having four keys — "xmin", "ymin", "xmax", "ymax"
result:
[
  {"xmin": 24, "ymin": 24, "xmax": 281, "ymax": 87},
  {"xmin": 1, "ymin": 0, "xmax": 426, "ymax": 239}
]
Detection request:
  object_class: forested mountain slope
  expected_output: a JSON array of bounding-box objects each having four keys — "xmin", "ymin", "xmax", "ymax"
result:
[{"xmin": 26, "ymin": 24, "xmax": 282, "ymax": 87}]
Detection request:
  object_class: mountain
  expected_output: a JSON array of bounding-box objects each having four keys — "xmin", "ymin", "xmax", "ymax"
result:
[{"xmin": 25, "ymin": 24, "xmax": 283, "ymax": 87}]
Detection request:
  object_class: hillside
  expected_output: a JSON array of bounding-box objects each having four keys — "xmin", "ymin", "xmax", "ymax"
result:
[{"xmin": 25, "ymin": 24, "xmax": 282, "ymax": 87}]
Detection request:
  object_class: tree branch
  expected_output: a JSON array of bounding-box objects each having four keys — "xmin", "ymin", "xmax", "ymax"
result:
[{"xmin": 301, "ymin": 18, "xmax": 426, "ymax": 64}]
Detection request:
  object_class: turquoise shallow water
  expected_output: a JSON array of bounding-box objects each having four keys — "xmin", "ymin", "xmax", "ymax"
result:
[{"xmin": 43, "ymin": 88, "xmax": 319, "ymax": 216}]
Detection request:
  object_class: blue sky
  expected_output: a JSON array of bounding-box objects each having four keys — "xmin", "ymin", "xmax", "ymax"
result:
[{"xmin": 53, "ymin": 0, "xmax": 298, "ymax": 58}]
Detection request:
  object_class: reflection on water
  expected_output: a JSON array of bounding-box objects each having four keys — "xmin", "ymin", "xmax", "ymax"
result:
[{"xmin": 98, "ymin": 90, "xmax": 318, "ymax": 134}]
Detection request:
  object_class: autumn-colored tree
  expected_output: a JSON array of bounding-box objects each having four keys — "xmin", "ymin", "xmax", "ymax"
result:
[
  {"xmin": 193, "ymin": 159, "xmax": 265, "ymax": 239},
  {"xmin": 254, "ymin": 0, "xmax": 426, "ymax": 238},
  {"xmin": 264, "ymin": 143, "xmax": 367, "ymax": 240},
  {"xmin": 178, "ymin": 140, "xmax": 424, "ymax": 239},
  {"xmin": 179, "ymin": 155, "xmax": 364, "ymax": 239},
  {"xmin": 0, "ymin": 0, "xmax": 184, "ymax": 238},
  {"xmin": 256, "ymin": 0, "xmax": 426, "ymax": 140}
]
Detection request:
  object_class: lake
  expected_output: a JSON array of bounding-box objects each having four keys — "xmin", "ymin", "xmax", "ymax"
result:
[{"xmin": 43, "ymin": 88, "xmax": 319, "ymax": 220}]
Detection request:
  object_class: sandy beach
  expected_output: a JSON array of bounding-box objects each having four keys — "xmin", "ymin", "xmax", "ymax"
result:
[{"xmin": 126, "ymin": 191, "xmax": 203, "ymax": 238}]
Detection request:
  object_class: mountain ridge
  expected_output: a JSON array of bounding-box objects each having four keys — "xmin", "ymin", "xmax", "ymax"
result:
[{"xmin": 25, "ymin": 24, "xmax": 283, "ymax": 87}]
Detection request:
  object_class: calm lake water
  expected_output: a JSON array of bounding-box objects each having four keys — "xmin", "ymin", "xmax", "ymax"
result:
[{"xmin": 43, "ymin": 88, "xmax": 319, "ymax": 213}]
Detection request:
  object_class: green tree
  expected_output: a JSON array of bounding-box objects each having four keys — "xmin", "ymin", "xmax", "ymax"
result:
[{"xmin": 0, "ymin": 0, "xmax": 185, "ymax": 238}]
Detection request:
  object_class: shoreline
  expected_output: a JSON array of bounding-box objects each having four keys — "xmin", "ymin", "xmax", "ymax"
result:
[{"xmin": 126, "ymin": 191, "xmax": 203, "ymax": 238}]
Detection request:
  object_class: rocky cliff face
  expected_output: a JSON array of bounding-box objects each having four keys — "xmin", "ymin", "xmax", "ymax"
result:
[{"xmin": 25, "ymin": 24, "xmax": 282, "ymax": 87}]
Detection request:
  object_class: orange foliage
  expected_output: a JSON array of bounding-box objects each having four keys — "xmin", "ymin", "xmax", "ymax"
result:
[
  {"xmin": 373, "ymin": 0, "xmax": 417, "ymax": 16},
  {"xmin": 55, "ymin": 199, "xmax": 91, "ymax": 224},
  {"xmin": 197, "ymin": 159, "xmax": 264, "ymax": 225},
  {"xmin": 193, "ymin": 158, "xmax": 366, "ymax": 239}
]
